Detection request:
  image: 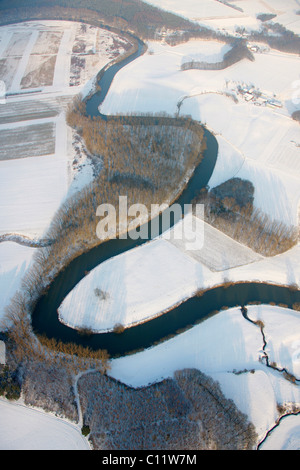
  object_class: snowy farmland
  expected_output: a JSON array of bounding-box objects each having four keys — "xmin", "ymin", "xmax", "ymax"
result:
[
  {"xmin": 0, "ymin": 20, "xmax": 133, "ymax": 238},
  {"xmin": 0, "ymin": 121, "xmax": 55, "ymax": 160}
]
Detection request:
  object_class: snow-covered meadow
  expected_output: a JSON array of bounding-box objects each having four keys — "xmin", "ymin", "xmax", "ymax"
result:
[{"xmin": 0, "ymin": 399, "xmax": 90, "ymax": 450}]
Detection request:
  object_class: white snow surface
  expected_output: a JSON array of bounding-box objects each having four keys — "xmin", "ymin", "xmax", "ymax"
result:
[
  {"xmin": 145, "ymin": 0, "xmax": 299, "ymax": 34},
  {"xmin": 259, "ymin": 414, "xmax": 300, "ymax": 450},
  {"xmin": 0, "ymin": 242, "xmax": 35, "ymax": 323},
  {"xmin": 0, "ymin": 399, "xmax": 90, "ymax": 450}
]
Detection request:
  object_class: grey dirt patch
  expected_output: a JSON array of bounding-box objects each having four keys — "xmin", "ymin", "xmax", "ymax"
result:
[{"xmin": 0, "ymin": 122, "xmax": 55, "ymax": 160}]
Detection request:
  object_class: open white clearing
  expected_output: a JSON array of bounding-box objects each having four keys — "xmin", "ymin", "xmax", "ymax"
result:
[
  {"xmin": 0, "ymin": 242, "xmax": 35, "ymax": 322},
  {"xmin": 259, "ymin": 414, "xmax": 300, "ymax": 450},
  {"xmin": 0, "ymin": 399, "xmax": 90, "ymax": 450}
]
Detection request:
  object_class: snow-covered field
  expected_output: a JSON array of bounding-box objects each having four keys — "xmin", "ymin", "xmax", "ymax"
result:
[
  {"xmin": 0, "ymin": 242, "xmax": 35, "ymax": 323},
  {"xmin": 146, "ymin": 0, "xmax": 300, "ymax": 34},
  {"xmin": 0, "ymin": 399, "xmax": 90, "ymax": 450},
  {"xmin": 1, "ymin": 4, "xmax": 300, "ymax": 450},
  {"xmin": 259, "ymin": 414, "xmax": 300, "ymax": 450},
  {"xmin": 58, "ymin": 237, "xmax": 212, "ymax": 333}
]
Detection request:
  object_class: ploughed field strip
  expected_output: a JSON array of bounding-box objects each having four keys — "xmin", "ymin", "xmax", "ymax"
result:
[
  {"xmin": 20, "ymin": 54, "xmax": 57, "ymax": 89},
  {"xmin": 0, "ymin": 57, "xmax": 21, "ymax": 89},
  {"xmin": 0, "ymin": 122, "xmax": 55, "ymax": 160},
  {"xmin": 0, "ymin": 96, "xmax": 73, "ymax": 125},
  {"xmin": 0, "ymin": 99, "xmax": 58, "ymax": 124}
]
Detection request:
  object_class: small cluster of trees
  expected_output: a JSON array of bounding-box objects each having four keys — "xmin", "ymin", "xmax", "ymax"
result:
[
  {"xmin": 292, "ymin": 110, "xmax": 300, "ymax": 124},
  {"xmin": 94, "ymin": 288, "xmax": 109, "ymax": 300},
  {"xmin": 0, "ymin": 365, "xmax": 21, "ymax": 401},
  {"xmin": 193, "ymin": 178, "xmax": 298, "ymax": 256},
  {"xmin": 256, "ymin": 13, "xmax": 277, "ymax": 22},
  {"xmin": 37, "ymin": 335, "xmax": 110, "ymax": 366},
  {"xmin": 181, "ymin": 40, "xmax": 254, "ymax": 72},
  {"xmin": 216, "ymin": 0, "xmax": 243, "ymax": 13}
]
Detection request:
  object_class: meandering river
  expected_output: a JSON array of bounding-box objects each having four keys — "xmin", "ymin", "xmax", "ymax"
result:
[{"xmin": 31, "ymin": 34, "xmax": 300, "ymax": 357}]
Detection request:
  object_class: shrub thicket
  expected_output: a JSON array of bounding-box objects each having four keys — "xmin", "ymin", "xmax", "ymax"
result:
[{"xmin": 193, "ymin": 178, "xmax": 298, "ymax": 256}]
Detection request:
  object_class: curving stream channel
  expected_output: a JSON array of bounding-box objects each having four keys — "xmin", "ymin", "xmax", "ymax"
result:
[{"xmin": 31, "ymin": 34, "xmax": 300, "ymax": 358}]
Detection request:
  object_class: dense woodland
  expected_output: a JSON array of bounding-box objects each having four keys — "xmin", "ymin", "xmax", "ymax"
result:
[
  {"xmin": 78, "ymin": 368, "xmax": 257, "ymax": 450},
  {"xmin": 193, "ymin": 178, "xmax": 298, "ymax": 256}
]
